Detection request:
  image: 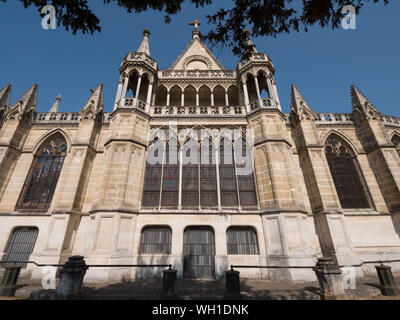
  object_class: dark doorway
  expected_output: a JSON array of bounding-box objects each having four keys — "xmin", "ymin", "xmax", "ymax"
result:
[{"xmin": 183, "ymin": 227, "xmax": 215, "ymax": 279}]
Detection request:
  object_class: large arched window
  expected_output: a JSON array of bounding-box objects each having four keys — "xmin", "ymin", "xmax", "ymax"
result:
[
  {"xmin": 325, "ymin": 134, "xmax": 370, "ymax": 209},
  {"xmin": 139, "ymin": 226, "xmax": 172, "ymax": 254},
  {"xmin": 141, "ymin": 127, "xmax": 258, "ymax": 210},
  {"xmin": 227, "ymin": 227, "xmax": 259, "ymax": 255},
  {"xmin": 18, "ymin": 133, "xmax": 67, "ymax": 210}
]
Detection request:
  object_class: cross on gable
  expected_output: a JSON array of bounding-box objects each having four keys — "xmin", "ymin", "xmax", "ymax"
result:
[{"xmin": 189, "ymin": 19, "xmax": 201, "ymax": 31}]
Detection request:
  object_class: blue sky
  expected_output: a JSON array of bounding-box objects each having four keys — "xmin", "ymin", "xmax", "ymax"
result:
[{"xmin": 0, "ymin": 1, "xmax": 399, "ymax": 116}]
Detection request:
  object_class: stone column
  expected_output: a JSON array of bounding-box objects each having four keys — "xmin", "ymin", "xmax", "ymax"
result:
[
  {"xmin": 242, "ymin": 80, "xmax": 250, "ymax": 112},
  {"xmin": 272, "ymin": 79, "xmax": 281, "ymax": 108},
  {"xmin": 181, "ymin": 91, "xmax": 184, "ymax": 107},
  {"xmin": 210, "ymin": 92, "xmax": 214, "ymax": 107},
  {"xmin": 113, "ymin": 81, "xmax": 123, "ymax": 111},
  {"xmin": 135, "ymin": 76, "xmax": 142, "ymax": 107},
  {"xmin": 253, "ymin": 76, "xmax": 263, "ymax": 108},
  {"xmin": 266, "ymin": 78, "xmax": 275, "ymax": 106},
  {"xmin": 145, "ymin": 82, "xmax": 153, "ymax": 112},
  {"xmin": 121, "ymin": 75, "xmax": 129, "ymax": 106},
  {"xmin": 225, "ymin": 91, "xmax": 229, "ymax": 107},
  {"xmin": 166, "ymin": 91, "xmax": 170, "ymax": 107},
  {"xmin": 196, "ymin": 91, "xmax": 199, "ymax": 107}
]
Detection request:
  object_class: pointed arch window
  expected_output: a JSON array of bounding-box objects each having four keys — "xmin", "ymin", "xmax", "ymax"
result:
[
  {"xmin": 392, "ymin": 134, "xmax": 400, "ymax": 156},
  {"xmin": 325, "ymin": 134, "xmax": 370, "ymax": 209},
  {"xmin": 18, "ymin": 133, "xmax": 67, "ymax": 210}
]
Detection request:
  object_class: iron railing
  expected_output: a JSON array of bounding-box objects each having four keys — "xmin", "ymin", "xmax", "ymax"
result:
[
  {"xmin": 1, "ymin": 261, "xmax": 172, "ymax": 269},
  {"xmin": 230, "ymin": 259, "xmax": 400, "ymax": 270}
]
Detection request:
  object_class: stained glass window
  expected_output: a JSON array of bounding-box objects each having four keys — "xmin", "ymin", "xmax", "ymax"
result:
[
  {"xmin": 182, "ymin": 139, "xmax": 199, "ymax": 207},
  {"xmin": 161, "ymin": 139, "xmax": 179, "ymax": 207},
  {"xmin": 227, "ymin": 227, "xmax": 259, "ymax": 255},
  {"xmin": 139, "ymin": 226, "xmax": 171, "ymax": 254},
  {"xmin": 219, "ymin": 138, "xmax": 238, "ymax": 206},
  {"xmin": 142, "ymin": 138, "xmax": 163, "ymax": 207},
  {"xmin": 236, "ymin": 139, "xmax": 257, "ymax": 207},
  {"xmin": 200, "ymin": 139, "xmax": 218, "ymax": 207},
  {"xmin": 325, "ymin": 134, "xmax": 370, "ymax": 209},
  {"xmin": 141, "ymin": 128, "xmax": 259, "ymax": 210},
  {"xmin": 18, "ymin": 133, "xmax": 67, "ymax": 210}
]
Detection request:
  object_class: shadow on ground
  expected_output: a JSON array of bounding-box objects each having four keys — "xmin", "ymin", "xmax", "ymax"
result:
[{"xmin": 8, "ymin": 273, "xmax": 400, "ymax": 300}]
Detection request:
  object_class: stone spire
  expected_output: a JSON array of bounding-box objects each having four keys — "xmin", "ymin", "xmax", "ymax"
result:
[
  {"xmin": 49, "ymin": 95, "xmax": 61, "ymax": 113},
  {"xmin": 351, "ymin": 85, "xmax": 380, "ymax": 116},
  {"xmin": 291, "ymin": 84, "xmax": 314, "ymax": 117},
  {"xmin": 6, "ymin": 84, "xmax": 37, "ymax": 120},
  {"xmin": 0, "ymin": 84, "xmax": 11, "ymax": 111},
  {"xmin": 244, "ymin": 29, "xmax": 257, "ymax": 53},
  {"xmin": 80, "ymin": 83, "xmax": 104, "ymax": 120},
  {"xmin": 137, "ymin": 29, "xmax": 151, "ymax": 56}
]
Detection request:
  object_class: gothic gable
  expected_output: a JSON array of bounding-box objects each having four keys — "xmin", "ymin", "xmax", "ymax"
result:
[{"xmin": 169, "ymin": 37, "xmax": 225, "ymax": 71}]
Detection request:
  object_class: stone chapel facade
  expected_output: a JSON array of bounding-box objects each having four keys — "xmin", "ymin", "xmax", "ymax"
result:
[{"xmin": 0, "ymin": 24, "xmax": 400, "ymax": 283}]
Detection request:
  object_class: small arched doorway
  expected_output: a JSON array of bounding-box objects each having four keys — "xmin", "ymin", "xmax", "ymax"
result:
[{"xmin": 183, "ymin": 226, "xmax": 215, "ymax": 279}]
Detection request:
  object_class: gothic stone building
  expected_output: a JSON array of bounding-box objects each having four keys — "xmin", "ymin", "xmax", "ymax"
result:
[{"xmin": 0, "ymin": 24, "xmax": 400, "ymax": 283}]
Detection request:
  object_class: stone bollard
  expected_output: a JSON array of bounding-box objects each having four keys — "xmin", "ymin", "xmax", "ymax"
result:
[
  {"xmin": 375, "ymin": 264, "xmax": 400, "ymax": 296},
  {"xmin": 0, "ymin": 266, "xmax": 21, "ymax": 297},
  {"xmin": 225, "ymin": 267, "xmax": 241, "ymax": 297},
  {"xmin": 313, "ymin": 257, "xmax": 345, "ymax": 300},
  {"xmin": 56, "ymin": 256, "xmax": 88, "ymax": 299},
  {"xmin": 162, "ymin": 265, "xmax": 177, "ymax": 297}
]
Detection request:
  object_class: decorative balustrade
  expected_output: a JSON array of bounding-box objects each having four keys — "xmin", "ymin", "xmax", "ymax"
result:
[
  {"xmin": 307, "ymin": 113, "xmax": 400, "ymax": 128},
  {"xmin": 120, "ymin": 98, "xmax": 147, "ymax": 111},
  {"xmin": 382, "ymin": 115, "xmax": 400, "ymax": 127},
  {"xmin": 33, "ymin": 112, "xmax": 81, "ymax": 124},
  {"xmin": 150, "ymin": 105, "xmax": 245, "ymax": 116},
  {"xmin": 123, "ymin": 97, "xmax": 135, "ymax": 107},
  {"xmin": 249, "ymin": 98, "xmax": 277, "ymax": 111},
  {"xmin": 313, "ymin": 113, "xmax": 354, "ymax": 124},
  {"xmin": 159, "ymin": 69, "xmax": 236, "ymax": 78}
]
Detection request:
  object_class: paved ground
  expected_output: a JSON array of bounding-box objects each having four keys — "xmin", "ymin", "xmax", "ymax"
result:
[{"xmin": 2, "ymin": 273, "xmax": 400, "ymax": 300}]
